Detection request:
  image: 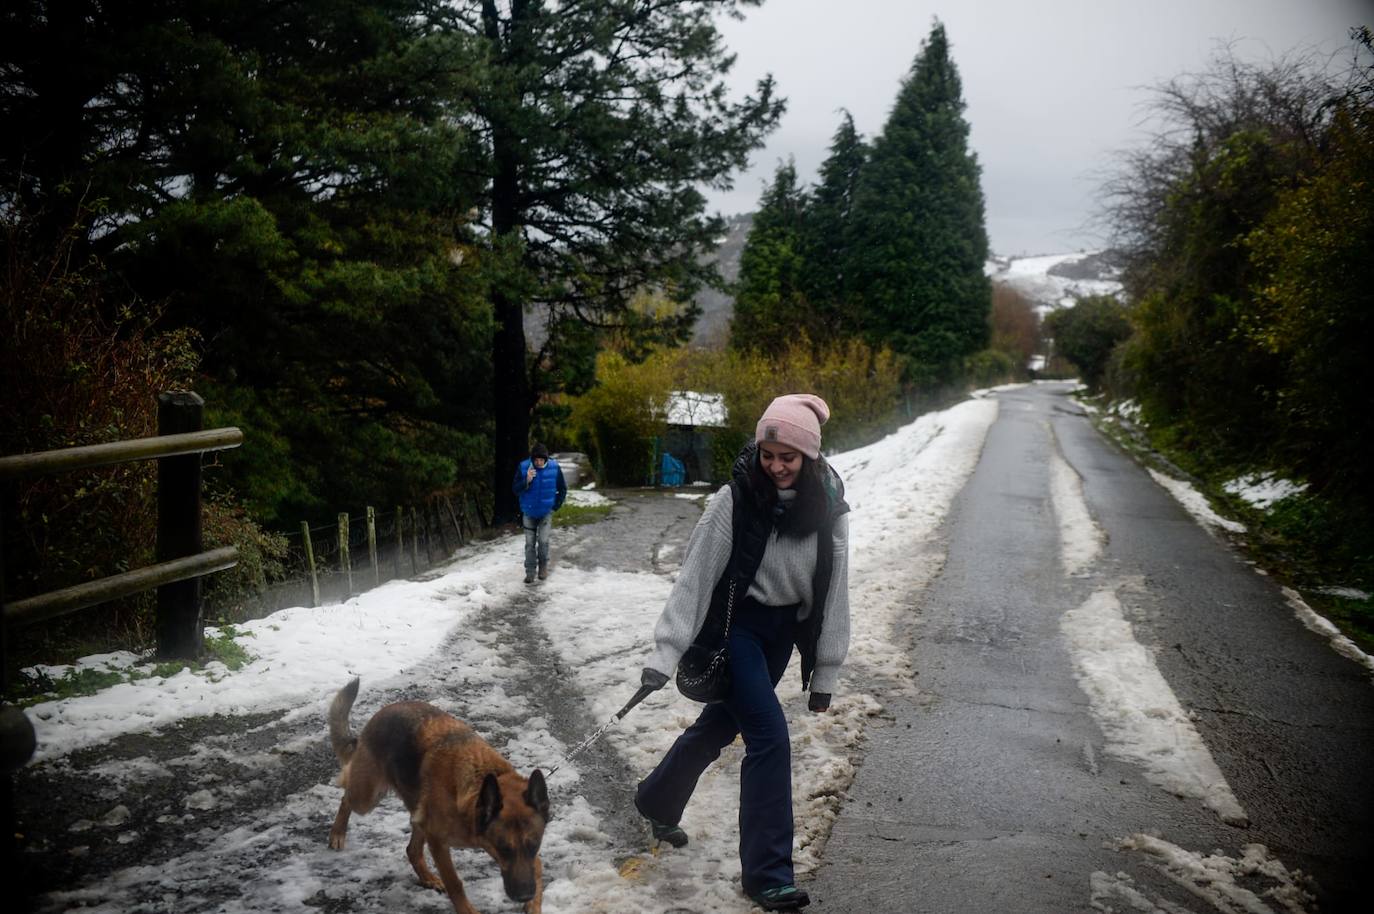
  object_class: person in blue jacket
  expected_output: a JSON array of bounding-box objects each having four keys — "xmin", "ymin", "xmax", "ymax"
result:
[{"xmin": 512, "ymin": 442, "xmax": 566, "ymax": 583}]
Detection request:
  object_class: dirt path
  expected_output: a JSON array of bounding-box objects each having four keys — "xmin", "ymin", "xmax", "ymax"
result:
[{"xmin": 14, "ymin": 488, "xmax": 705, "ymax": 910}]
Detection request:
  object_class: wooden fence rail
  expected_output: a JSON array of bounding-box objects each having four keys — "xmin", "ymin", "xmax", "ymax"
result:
[
  {"xmin": 0, "ymin": 392, "xmax": 243, "ymax": 807},
  {"xmin": 4, "ymin": 546, "xmax": 239, "ymax": 628},
  {"xmin": 0, "ymin": 428, "xmax": 243, "ymax": 481}
]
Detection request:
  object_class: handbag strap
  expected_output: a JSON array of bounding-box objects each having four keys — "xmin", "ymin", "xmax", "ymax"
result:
[{"xmin": 721, "ymin": 578, "xmax": 737, "ymax": 636}]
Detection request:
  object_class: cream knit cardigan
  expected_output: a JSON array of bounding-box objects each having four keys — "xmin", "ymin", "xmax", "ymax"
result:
[{"xmin": 647, "ymin": 484, "xmax": 851, "ymax": 695}]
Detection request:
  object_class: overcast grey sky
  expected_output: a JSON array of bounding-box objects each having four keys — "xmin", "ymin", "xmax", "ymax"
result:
[{"xmin": 708, "ymin": 0, "xmax": 1371, "ymax": 256}]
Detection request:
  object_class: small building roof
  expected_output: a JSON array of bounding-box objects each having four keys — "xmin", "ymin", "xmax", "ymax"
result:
[{"xmin": 664, "ymin": 390, "xmax": 728, "ymax": 428}]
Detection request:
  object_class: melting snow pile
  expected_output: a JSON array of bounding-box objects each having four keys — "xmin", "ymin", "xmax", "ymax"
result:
[
  {"xmin": 1093, "ymin": 833, "xmax": 1317, "ymax": 914},
  {"xmin": 1222, "ymin": 472, "xmax": 1307, "ymax": 511}
]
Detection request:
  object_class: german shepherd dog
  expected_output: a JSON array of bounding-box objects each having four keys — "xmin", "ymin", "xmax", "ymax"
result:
[{"xmin": 327, "ymin": 678, "xmax": 550, "ymax": 914}]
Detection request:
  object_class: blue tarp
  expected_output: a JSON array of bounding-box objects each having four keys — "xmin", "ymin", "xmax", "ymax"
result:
[{"xmin": 660, "ymin": 451, "xmax": 686, "ymax": 487}]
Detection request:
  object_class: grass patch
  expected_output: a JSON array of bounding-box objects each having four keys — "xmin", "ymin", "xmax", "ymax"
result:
[
  {"xmin": 204, "ymin": 625, "xmax": 254, "ymax": 671},
  {"xmin": 6, "ymin": 626, "xmax": 259, "ymax": 706},
  {"xmin": 553, "ymin": 503, "xmax": 614, "ymax": 527}
]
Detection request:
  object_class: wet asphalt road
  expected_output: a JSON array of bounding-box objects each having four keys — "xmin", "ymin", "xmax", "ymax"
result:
[{"xmin": 810, "ymin": 383, "xmax": 1374, "ymax": 914}]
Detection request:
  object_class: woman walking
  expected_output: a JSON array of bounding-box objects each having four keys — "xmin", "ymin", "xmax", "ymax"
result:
[{"xmin": 635, "ymin": 394, "xmax": 851, "ymax": 911}]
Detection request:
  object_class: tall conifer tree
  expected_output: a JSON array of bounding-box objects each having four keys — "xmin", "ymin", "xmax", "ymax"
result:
[
  {"xmin": 450, "ymin": 1, "xmax": 782, "ymax": 521},
  {"xmin": 848, "ymin": 20, "xmax": 990, "ymax": 377},
  {"xmin": 731, "ymin": 160, "xmax": 809, "ymax": 354},
  {"xmin": 0, "ymin": 0, "xmax": 494, "ymax": 523},
  {"xmin": 800, "ymin": 110, "xmax": 867, "ymax": 337}
]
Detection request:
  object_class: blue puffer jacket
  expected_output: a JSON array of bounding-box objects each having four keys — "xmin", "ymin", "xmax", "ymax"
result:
[{"xmin": 513, "ymin": 458, "xmax": 566, "ymax": 519}]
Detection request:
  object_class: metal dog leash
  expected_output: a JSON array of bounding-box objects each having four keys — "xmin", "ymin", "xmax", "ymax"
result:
[{"xmin": 546, "ymin": 683, "xmax": 655, "ymax": 777}]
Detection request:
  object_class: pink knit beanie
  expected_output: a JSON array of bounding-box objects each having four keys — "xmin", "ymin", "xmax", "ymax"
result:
[{"xmin": 755, "ymin": 394, "xmax": 830, "ymax": 460}]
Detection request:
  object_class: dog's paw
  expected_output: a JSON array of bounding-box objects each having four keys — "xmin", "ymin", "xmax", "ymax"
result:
[{"xmin": 328, "ymin": 832, "xmax": 346, "ymax": 851}]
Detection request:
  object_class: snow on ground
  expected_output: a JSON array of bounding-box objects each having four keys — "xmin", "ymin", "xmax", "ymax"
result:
[
  {"xmin": 1110, "ymin": 399, "xmax": 1141, "ymax": 422},
  {"xmin": 22, "ymin": 392, "xmax": 1001, "ymax": 914},
  {"xmin": 566, "ymin": 489, "xmax": 613, "ymax": 507},
  {"xmin": 1147, "ymin": 468, "xmax": 1247, "ymax": 535},
  {"xmin": 1146, "ymin": 468, "xmax": 1374, "ymax": 678},
  {"xmin": 26, "ymin": 557, "xmax": 525, "ymax": 762},
  {"xmin": 1223, "ymin": 472, "xmax": 1308, "ymax": 510},
  {"xmin": 23, "ymin": 382, "xmax": 1366, "ymax": 912},
  {"xmin": 1049, "ymin": 429, "xmax": 1249, "ymax": 828},
  {"xmin": 1281, "ymin": 587, "xmax": 1374, "ymax": 678},
  {"xmin": 1061, "ymin": 589, "xmax": 1249, "ymax": 827},
  {"xmin": 1314, "ymin": 585, "xmax": 1372, "ymax": 601},
  {"xmin": 1093, "ymin": 834, "xmax": 1316, "ymax": 914},
  {"xmin": 1049, "ymin": 442, "xmax": 1103, "ymax": 577},
  {"xmin": 987, "ymin": 251, "xmax": 1122, "ymax": 314}
]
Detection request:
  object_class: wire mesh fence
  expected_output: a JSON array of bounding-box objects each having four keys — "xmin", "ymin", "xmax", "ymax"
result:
[{"xmin": 209, "ymin": 487, "xmax": 494, "ymax": 621}]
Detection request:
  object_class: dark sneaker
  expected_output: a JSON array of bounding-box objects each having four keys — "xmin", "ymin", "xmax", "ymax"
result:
[
  {"xmin": 524, "ymin": 571, "xmax": 535, "ymax": 584},
  {"xmin": 749, "ymin": 885, "xmax": 810, "ymax": 911},
  {"xmin": 634, "ymin": 798, "xmax": 687, "ymax": 848}
]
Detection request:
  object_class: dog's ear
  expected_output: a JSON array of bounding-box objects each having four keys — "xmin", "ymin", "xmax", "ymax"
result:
[
  {"xmin": 476, "ymin": 772, "xmax": 503, "ymax": 834},
  {"xmin": 525, "ymin": 769, "xmax": 550, "ymax": 822}
]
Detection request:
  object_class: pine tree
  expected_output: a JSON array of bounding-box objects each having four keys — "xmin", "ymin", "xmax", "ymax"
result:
[
  {"xmin": 1, "ymin": 1, "xmax": 494, "ymax": 523},
  {"xmin": 731, "ymin": 161, "xmax": 809, "ymax": 355},
  {"xmin": 848, "ymin": 20, "xmax": 990, "ymax": 378},
  {"xmin": 448, "ymin": 1, "xmax": 784, "ymax": 522},
  {"xmin": 799, "ymin": 110, "xmax": 867, "ymax": 337}
]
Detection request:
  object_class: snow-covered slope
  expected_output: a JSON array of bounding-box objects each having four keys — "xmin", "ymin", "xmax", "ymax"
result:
[{"xmin": 987, "ymin": 250, "xmax": 1123, "ymax": 314}]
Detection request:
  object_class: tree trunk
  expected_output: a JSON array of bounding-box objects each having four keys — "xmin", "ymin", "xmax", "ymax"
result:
[
  {"xmin": 491, "ymin": 281, "xmax": 528, "ymax": 525},
  {"xmin": 484, "ymin": 0, "xmax": 533, "ymax": 526}
]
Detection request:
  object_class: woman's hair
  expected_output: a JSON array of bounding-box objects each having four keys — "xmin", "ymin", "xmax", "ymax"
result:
[{"xmin": 748, "ymin": 451, "xmax": 831, "ymax": 538}]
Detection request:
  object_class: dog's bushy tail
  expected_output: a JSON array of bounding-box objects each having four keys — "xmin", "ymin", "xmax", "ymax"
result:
[{"xmin": 329, "ymin": 677, "xmax": 361, "ymax": 765}]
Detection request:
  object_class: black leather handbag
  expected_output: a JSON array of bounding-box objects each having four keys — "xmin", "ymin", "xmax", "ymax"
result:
[{"xmin": 675, "ymin": 580, "xmax": 738, "ymax": 703}]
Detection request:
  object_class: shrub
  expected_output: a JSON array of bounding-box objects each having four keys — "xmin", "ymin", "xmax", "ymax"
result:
[
  {"xmin": 1044, "ymin": 295, "xmax": 1133, "ymax": 390},
  {"xmin": 1, "ymin": 211, "xmax": 200, "ymax": 663},
  {"xmin": 964, "ymin": 348, "xmax": 1017, "ymax": 388},
  {"xmin": 566, "ymin": 351, "xmax": 673, "ymax": 485},
  {"xmin": 202, "ymin": 494, "xmax": 290, "ymax": 623},
  {"xmin": 564, "ymin": 335, "xmax": 905, "ymax": 482}
]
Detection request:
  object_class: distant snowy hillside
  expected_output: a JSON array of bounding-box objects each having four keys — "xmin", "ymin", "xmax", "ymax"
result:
[
  {"xmin": 987, "ymin": 250, "xmax": 1123, "ymax": 314},
  {"xmin": 691, "ymin": 212, "xmax": 752, "ymax": 348},
  {"xmin": 686, "ymin": 227, "xmax": 1124, "ymax": 346}
]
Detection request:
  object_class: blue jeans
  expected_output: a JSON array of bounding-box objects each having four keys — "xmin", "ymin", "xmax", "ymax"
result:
[
  {"xmin": 523, "ymin": 513, "xmax": 551, "ymax": 573},
  {"xmin": 636, "ymin": 599, "xmax": 799, "ymax": 894}
]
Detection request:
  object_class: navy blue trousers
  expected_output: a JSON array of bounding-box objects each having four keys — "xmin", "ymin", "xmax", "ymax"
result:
[{"xmin": 636, "ymin": 600, "xmax": 799, "ymax": 894}]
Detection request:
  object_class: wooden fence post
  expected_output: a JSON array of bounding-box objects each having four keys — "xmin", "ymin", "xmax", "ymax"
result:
[
  {"xmin": 155, "ymin": 391, "xmax": 205, "ymax": 659},
  {"xmin": 454, "ymin": 493, "xmax": 469, "ymax": 541},
  {"xmin": 393, "ymin": 506, "xmax": 404, "ymax": 578},
  {"xmin": 0, "ymin": 505, "xmax": 9, "ymax": 689},
  {"xmin": 466, "ymin": 492, "xmax": 481, "ymax": 535},
  {"xmin": 446, "ymin": 497, "xmax": 465, "ymax": 546},
  {"xmin": 338, "ymin": 513, "xmax": 352, "ymax": 597},
  {"xmin": 422, "ymin": 505, "xmax": 435, "ymax": 562},
  {"xmin": 431, "ymin": 500, "xmax": 449, "ymax": 557},
  {"xmin": 410, "ymin": 506, "xmax": 421, "ymax": 572},
  {"xmin": 366, "ymin": 506, "xmax": 378, "ymax": 586},
  {"xmin": 301, "ymin": 522, "xmax": 320, "ymax": 606}
]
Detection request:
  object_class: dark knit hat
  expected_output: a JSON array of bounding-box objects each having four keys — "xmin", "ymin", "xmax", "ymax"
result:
[{"xmin": 530, "ymin": 442, "xmax": 550, "ymax": 459}]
